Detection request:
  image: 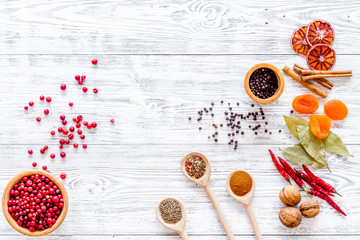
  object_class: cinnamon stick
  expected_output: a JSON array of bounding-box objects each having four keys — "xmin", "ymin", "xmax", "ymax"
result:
[
  {"xmin": 293, "ymin": 65, "xmax": 333, "ymax": 90},
  {"xmin": 302, "ymin": 74, "xmax": 352, "ymax": 82},
  {"xmin": 294, "ymin": 64, "xmax": 334, "ymax": 88},
  {"xmin": 283, "ymin": 66, "xmax": 328, "ymax": 98},
  {"xmin": 300, "ymin": 69, "xmax": 352, "ymax": 75}
]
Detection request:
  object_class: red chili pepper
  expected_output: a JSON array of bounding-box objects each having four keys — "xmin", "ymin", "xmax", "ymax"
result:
[
  {"xmin": 302, "ymin": 164, "xmax": 341, "ymax": 196},
  {"xmin": 269, "ymin": 150, "xmax": 291, "ymax": 184},
  {"xmin": 310, "ymin": 189, "xmax": 346, "ymax": 216},
  {"xmin": 278, "ymin": 157, "xmax": 310, "ymax": 196},
  {"xmin": 296, "ymin": 170, "xmax": 335, "ymax": 197}
]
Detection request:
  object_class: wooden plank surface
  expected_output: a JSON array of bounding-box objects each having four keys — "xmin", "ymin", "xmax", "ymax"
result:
[
  {"xmin": 1, "ymin": 0, "xmax": 359, "ymax": 239},
  {"xmin": 0, "ymin": 0, "xmax": 358, "ymax": 54}
]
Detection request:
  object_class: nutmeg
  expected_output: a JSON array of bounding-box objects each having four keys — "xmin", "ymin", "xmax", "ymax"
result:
[
  {"xmin": 279, "ymin": 206, "xmax": 302, "ymax": 228},
  {"xmin": 279, "ymin": 185, "xmax": 301, "ymax": 206},
  {"xmin": 300, "ymin": 200, "xmax": 320, "ymax": 218}
]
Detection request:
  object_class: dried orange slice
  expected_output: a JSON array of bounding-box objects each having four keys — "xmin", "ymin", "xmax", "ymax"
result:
[
  {"xmin": 307, "ymin": 44, "xmax": 336, "ymax": 71},
  {"xmin": 291, "ymin": 26, "xmax": 310, "ymax": 56},
  {"xmin": 306, "ymin": 20, "xmax": 335, "ymax": 46}
]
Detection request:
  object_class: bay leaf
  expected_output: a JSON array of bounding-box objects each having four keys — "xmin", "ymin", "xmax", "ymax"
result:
[
  {"xmin": 323, "ymin": 131, "xmax": 353, "ymax": 157},
  {"xmin": 283, "ymin": 115, "xmax": 309, "ymax": 139},
  {"xmin": 282, "ymin": 145, "xmax": 325, "ymax": 169},
  {"xmin": 297, "ymin": 125, "xmax": 330, "ymax": 171}
]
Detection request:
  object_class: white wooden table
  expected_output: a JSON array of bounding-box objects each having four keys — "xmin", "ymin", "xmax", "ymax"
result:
[{"xmin": 0, "ymin": 0, "xmax": 359, "ymax": 239}]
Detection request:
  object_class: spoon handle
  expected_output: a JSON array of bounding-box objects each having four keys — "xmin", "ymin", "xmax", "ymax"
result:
[
  {"xmin": 245, "ymin": 204, "xmax": 262, "ymax": 240},
  {"xmin": 179, "ymin": 231, "xmax": 189, "ymax": 240},
  {"xmin": 204, "ymin": 185, "xmax": 235, "ymax": 240}
]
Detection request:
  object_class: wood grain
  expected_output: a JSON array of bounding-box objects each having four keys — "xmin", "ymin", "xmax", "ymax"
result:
[{"xmin": 0, "ymin": 0, "xmax": 359, "ymax": 54}]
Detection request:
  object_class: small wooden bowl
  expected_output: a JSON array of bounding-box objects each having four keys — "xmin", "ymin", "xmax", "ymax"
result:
[
  {"xmin": 244, "ymin": 63, "xmax": 285, "ymax": 104},
  {"xmin": 2, "ymin": 170, "xmax": 69, "ymax": 236}
]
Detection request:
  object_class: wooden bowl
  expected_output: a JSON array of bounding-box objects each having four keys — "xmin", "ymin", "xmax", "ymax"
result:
[
  {"xmin": 2, "ymin": 170, "xmax": 68, "ymax": 236},
  {"xmin": 244, "ymin": 63, "xmax": 285, "ymax": 104}
]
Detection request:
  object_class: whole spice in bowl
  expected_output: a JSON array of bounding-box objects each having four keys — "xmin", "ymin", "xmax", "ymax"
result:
[
  {"xmin": 244, "ymin": 63, "xmax": 285, "ymax": 104},
  {"xmin": 159, "ymin": 199, "xmax": 183, "ymax": 224},
  {"xmin": 2, "ymin": 170, "xmax": 68, "ymax": 236},
  {"xmin": 229, "ymin": 171, "xmax": 253, "ymax": 196}
]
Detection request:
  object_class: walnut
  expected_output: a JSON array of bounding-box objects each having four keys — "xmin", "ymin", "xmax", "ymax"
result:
[
  {"xmin": 279, "ymin": 185, "xmax": 301, "ymax": 206},
  {"xmin": 279, "ymin": 206, "xmax": 302, "ymax": 228},
  {"xmin": 300, "ymin": 200, "xmax": 320, "ymax": 218}
]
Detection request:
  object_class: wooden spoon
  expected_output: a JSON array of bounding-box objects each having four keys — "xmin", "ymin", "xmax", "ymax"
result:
[
  {"xmin": 181, "ymin": 152, "xmax": 235, "ymax": 240},
  {"xmin": 156, "ymin": 198, "xmax": 189, "ymax": 240},
  {"xmin": 226, "ymin": 170, "xmax": 262, "ymax": 240}
]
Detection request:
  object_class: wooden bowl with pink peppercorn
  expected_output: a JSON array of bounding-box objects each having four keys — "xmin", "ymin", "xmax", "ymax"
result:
[{"xmin": 2, "ymin": 170, "xmax": 68, "ymax": 236}]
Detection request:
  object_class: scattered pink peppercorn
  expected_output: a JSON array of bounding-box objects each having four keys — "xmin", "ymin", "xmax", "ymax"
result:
[
  {"xmin": 83, "ymin": 121, "xmax": 88, "ymax": 126},
  {"xmin": 36, "ymin": 117, "xmax": 41, "ymax": 122},
  {"xmin": 83, "ymin": 144, "xmax": 87, "ymax": 149},
  {"xmin": 81, "ymin": 75, "xmax": 86, "ymax": 80},
  {"xmin": 68, "ymin": 134, "xmax": 74, "ymax": 140},
  {"xmin": 69, "ymin": 102, "xmax": 73, "ymax": 107},
  {"xmin": 28, "ymin": 149, "xmax": 33, "ymax": 155},
  {"xmin": 91, "ymin": 122, "xmax": 97, "ymax": 128},
  {"xmin": 60, "ymin": 173, "xmax": 66, "ymax": 179},
  {"xmin": 69, "ymin": 126, "xmax": 75, "ymax": 132},
  {"xmin": 60, "ymin": 115, "xmax": 66, "ymax": 120},
  {"xmin": 92, "ymin": 59, "xmax": 98, "ymax": 64},
  {"xmin": 59, "ymin": 145, "xmax": 63, "ymax": 149},
  {"xmin": 76, "ymin": 123, "xmax": 81, "ymax": 128},
  {"xmin": 75, "ymin": 75, "xmax": 80, "ymax": 81},
  {"xmin": 60, "ymin": 152, "xmax": 66, "ymax": 158},
  {"xmin": 51, "ymin": 131, "xmax": 56, "ymax": 135},
  {"xmin": 78, "ymin": 79, "xmax": 83, "ymax": 85},
  {"xmin": 62, "ymin": 129, "xmax": 69, "ymax": 135},
  {"xmin": 87, "ymin": 125, "xmax": 91, "ymax": 129},
  {"xmin": 77, "ymin": 115, "xmax": 83, "ymax": 121},
  {"xmin": 40, "ymin": 148, "xmax": 45, "ymax": 154},
  {"xmin": 93, "ymin": 88, "xmax": 98, "ymax": 94},
  {"xmin": 65, "ymin": 139, "xmax": 70, "ymax": 144},
  {"xmin": 59, "ymin": 139, "xmax": 65, "ymax": 145},
  {"xmin": 58, "ymin": 127, "xmax": 63, "ymax": 133},
  {"xmin": 77, "ymin": 130, "xmax": 82, "ymax": 135},
  {"xmin": 82, "ymin": 87, "xmax": 88, "ymax": 93},
  {"xmin": 50, "ymin": 153, "xmax": 55, "ymax": 159},
  {"xmin": 46, "ymin": 96, "xmax": 51, "ymax": 102},
  {"xmin": 80, "ymin": 135, "xmax": 85, "ymax": 140},
  {"xmin": 62, "ymin": 120, "xmax": 67, "ymax": 126},
  {"xmin": 42, "ymin": 165, "xmax": 47, "ymax": 170},
  {"xmin": 72, "ymin": 117, "xmax": 77, "ymax": 122},
  {"xmin": 40, "ymin": 95, "xmax": 45, "ymax": 101},
  {"xmin": 29, "ymin": 101, "xmax": 34, "ymax": 106},
  {"xmin": 73, "ymin": 143, "xmax": 79, "ymax": 148},
  {"xmin": 24, "ymin": 106, "xmax": 29, "ymax": 110},
  {"xmin": 110, "ymin": 118, "xmax": 115, "ymax": 123},
  {"xmin": 44, "ymin": 145, "xmax": 48, "ymax": 150},
  {"xmin": 60, "ymin": 84, "xmax": 67, "ymax": 91},
  {"xmin": 44, "ymin": 109, "xmax": 49, "ymax": 115},
  {"xmin": 32, "ymin": 162, "xmax": 37, "ymax": 167}
]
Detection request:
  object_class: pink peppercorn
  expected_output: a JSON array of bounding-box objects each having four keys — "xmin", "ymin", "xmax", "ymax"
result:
[
  {"xmin": 40, "ymin": 148, "xmax": 45, "ymax": 154},
  {"xmin": 69, "ymin": 126, "xmax": 75, "ymax": 132},
  {"xmin": 73, "ymin": 143, "xmax": 78, "ymax": 148},
  {"xmin": 40, "ymin": 95, "xmax": 45, "ymax": 101},
  {"xmin": 77, "ymin": 130, "xmax": 82, "ymax": 135},
  {"xmin": 110, "ymin": 118, "xmax": 115, "ymax": 123},
  {"xmin": 60, "ymin": 173, "xmax": 66, "ymax": 179},
  {"xmin": 59, "ymin": 145, "xmax": 63, "ymax": 149},
  {"xmin": 75, "ymin": 75, "xmax": 80, "ymax": 81},
  {"xmin": 60, "ymin": 115, "xmax": 66, "ymax": 120},
  {"xmin": 58, "ymin": 127, "xmax": 63, "ymax": 133},
  {"xmin": 78, "ymin": 79, "xmax": 83, "ymax": 85},
  {"xmin": 42, "ymin": 165, "xmax": 47, "ymax": 170},
  {"xmin": 92, "ymin": 59, "xmax": 98, "ymax": 64},
  {"xmin": 32, "ymin": 162, "xmax": 37, "ymax": 167},
  {"xmin": 24, "ymin": 106, "xmax": 29, "ymax": 110},
  {"xmin": 80, "ymin": 135, "xmax": 85, "ymax": 140},
  {"xmin": 82, "ymin": 87, "xmax": 88, "ymax": 93},
  {"xmin": 62, "ymin": 120, "xmax": 67, "ymax": 126},
  {"xmin": 81, "ymin": 75, "xmax": 86, "ymax": 80},
  {"xmin": 68, "ymin": 134, "xmax": 74, "ymax": 140},
  {"xmin": 51, "ymin": 131, "xmax": 56, "ymax": 135},
  {"xmin": 28, "ymin": 149, "xmax": 33, "ymax": 155},
  {"xmin": 36, "ymin": 117, "xmax": 41, "ymax": 122},
  {"xmin": 46, "ymin": 96, "xmax": 52, "ymax": 102},
  {"xmin": 60, "ymin": 84, "xmax": 66, "ymax": 91},
  {"xmin": 60, "ymin": 152, "xmax": 66, "ymax": 158},
  {"xmin": 83, "ymin": 144, "xmax": 87, "ymax": 149},
  {"xmin": 29, "ymin": 101, "xmax": 34, "ymax": 106},
  {"xmin": 50, "ymin": 153, "xmax": 55, "ymax": 159},
  {"xmin": 44, "ymin": 109, "xmax": 49, "ymax": 115},
  {"xmin": 76, "ymin": 123, "xmax": 81, "ymax": 128},
  {"xmin": 93, "ymin": 88, "xmax": 98, "ymax": 94},
  {"xmin": 91, "ymin": 122, "xmax": 97, "ymax": 128},
  {"xmin": 69, "ymin": 102, "xmax": 73, "ymax": 107},
  {"xmin": 62, "ymin": 129, "xmax": 69, "ymax": 135}
]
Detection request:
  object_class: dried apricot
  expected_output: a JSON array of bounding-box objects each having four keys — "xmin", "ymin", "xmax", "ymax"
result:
[
  {"xmin": 292, "ymin": 94, "xmax": 319, "ymax": 114},
  {"xmin": 310, "ymin": 115, "xmax": 331, "ymax": 139},
  {"xmin": 324, "ymin": 100, "xmax": 348, "ymax": 120}
]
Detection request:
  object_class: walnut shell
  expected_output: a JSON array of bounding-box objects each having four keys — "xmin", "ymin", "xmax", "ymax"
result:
[
  {"xmin": 279, "ymin": 206, "xmax": 302, "ymax": 228},
  {"xmin": 279, "ymin": 185, "xmax": 301, "ymax": 206},
  {"xmin": 300, "ymin": 200, "xmax": 320, "ymax": 218}
]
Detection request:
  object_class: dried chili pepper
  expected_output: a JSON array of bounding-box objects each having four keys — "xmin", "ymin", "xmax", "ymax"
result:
[
  {"xmin": 269, "ymin": 149, "xmax": 291, "ymax": 184},
  {"xmin": 296, "ymin": 170, "xmax": 334, "ymax": 197},
  {"xmin": 278, "ymin": 157, "xmax": 310, "ymax": 196},
  {"xmin": 309, "ymin": 189, "xmax": 346, "ymax": 216},
  {"xmin": 302, "ymin": 164, "xmax": 341, "ymax": 196}
]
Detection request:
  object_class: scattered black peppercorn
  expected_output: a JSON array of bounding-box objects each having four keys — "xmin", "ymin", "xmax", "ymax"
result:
[
  {"xmin": 188, "ymin": 117, "xmax": 191, "ymax": 120},
  {"xmin": 290, "ymin": 110, "xmax": 294, "ymax": 114}
]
